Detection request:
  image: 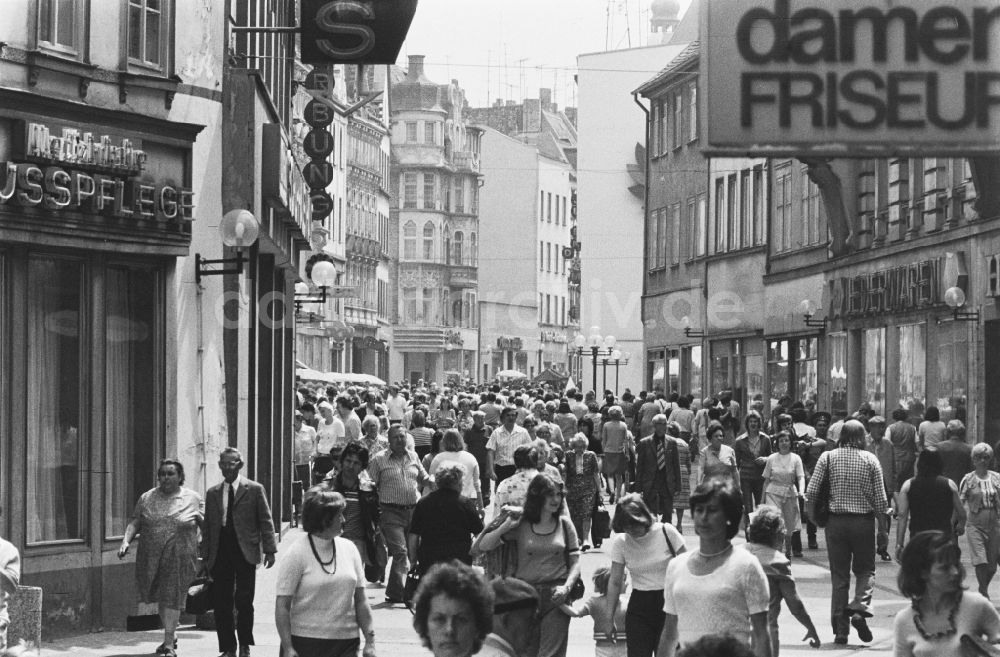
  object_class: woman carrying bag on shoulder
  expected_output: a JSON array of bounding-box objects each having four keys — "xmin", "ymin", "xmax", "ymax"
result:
[
  {"xmin": 604, "ymin": 494, "xmax": 686, "ymax": 657},
  {"xmin": 475, "ymin": 472, "xmax": 581, "ymax": 657}
]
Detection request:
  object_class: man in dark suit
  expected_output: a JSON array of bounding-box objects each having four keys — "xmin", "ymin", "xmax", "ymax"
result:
[
  {"xmin": 202, "ymin": 448, "xmax": 277, "ymax": 657},
  {"xmin": 634, "ymin": 414, "xmax": 681, "ymax": 522}
]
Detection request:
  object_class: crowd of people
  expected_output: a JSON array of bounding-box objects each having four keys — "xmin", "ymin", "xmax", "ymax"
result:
[{"xmin": 115, "ymin": 378, "xmax": 1000, "ymax": 657}]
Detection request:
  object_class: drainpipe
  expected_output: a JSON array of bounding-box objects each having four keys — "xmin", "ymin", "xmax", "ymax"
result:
[{"xmin": 633, "ymin": 92, "xmax": 651, "ymax": 385}]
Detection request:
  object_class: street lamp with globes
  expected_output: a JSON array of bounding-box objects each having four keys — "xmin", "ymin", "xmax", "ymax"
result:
[{"xmin": 195, "ymin": 209, "xmax": 260, "ymax": 284}]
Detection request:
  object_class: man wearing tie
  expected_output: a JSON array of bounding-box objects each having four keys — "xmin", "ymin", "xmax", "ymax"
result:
[
  {"xmin": 202, "ymin": 448, "xmax": 277, "ymax": 657},
  {"xmin": 634, "ymin": 414, "xmax": 681, "ymax": 522}
]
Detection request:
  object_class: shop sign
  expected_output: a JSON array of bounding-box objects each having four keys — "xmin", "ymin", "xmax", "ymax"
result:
[
  {"xmin": 833, "ymin": 258, "xmax": 941, "ymax": 317},
  {"xmin": 497, "ymin": 337, "xmax": 523, "ymax": 351},
  {"xmin": 300, "ymin": 0, "xmax": 419, "ymax": 65},
  {"xmin": 445, "ymin": 330, "xmax": 463, "ymax": 347},
  {"xmin": 703, "ymin": 0, "xmax": 1000, "ymax": 156},
  {"xmin": 18, "ymin": 122, "xmax": 147, "ymax": 175},
  {"xmin": 303, "ymin": 67, "xmax": 336, "ymax": 223},
  {"xmin": 540, "ymin": 330, "xmax": 567, "ymax": 343}
]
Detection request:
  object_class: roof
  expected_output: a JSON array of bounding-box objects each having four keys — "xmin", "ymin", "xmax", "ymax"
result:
[{"xmin": 634, "ymin": 41, "xmax": 699, "ymax": 96}]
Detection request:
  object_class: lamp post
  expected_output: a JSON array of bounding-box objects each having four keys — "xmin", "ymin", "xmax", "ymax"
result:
[
  {"xmin": 571, "ymin": 326, "xmax": 616, "ymax": 394},
  {"xmin": 609, "ymin": 350, "xmax": 631, "ymax": 396},
  {"xmin": 294, "ymin": 260, "xmax": 338, "ymax": 316},
  {"xmin": 195, "ymin": 209, "xmax": 260, "ymax": 283}
]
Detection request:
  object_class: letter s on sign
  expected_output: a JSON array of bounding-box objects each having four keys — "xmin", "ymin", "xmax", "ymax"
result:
[{"xmin": 315, "ymin": 1, "xmax": 375, "ymax": 59}]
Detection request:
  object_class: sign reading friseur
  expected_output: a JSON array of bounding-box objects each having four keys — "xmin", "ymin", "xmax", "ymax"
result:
[{"xmin": 702, "ymin": 0, "xmax": 1000, "ymax": 156}]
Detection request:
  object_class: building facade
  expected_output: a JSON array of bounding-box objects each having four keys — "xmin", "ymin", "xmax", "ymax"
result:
[
  {"xmin": 477, "ymin": 128, "xmax": 575, "ymax": 381},
  {"xmin": 388, "ymin": 56, "xmax": 481, "ymax": 385},
  {"xmin": 640, "ymin": 48, "xmax": 998, "ymax": 439},
  {"xmin": 468, "ymin": 90, "xmax": 579, "ymax": 381}
]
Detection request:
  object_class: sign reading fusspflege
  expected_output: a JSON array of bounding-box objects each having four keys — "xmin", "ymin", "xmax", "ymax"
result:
[{"xmin": 702, "ymin": 0, "xmax": 1000, "ymax": 156}]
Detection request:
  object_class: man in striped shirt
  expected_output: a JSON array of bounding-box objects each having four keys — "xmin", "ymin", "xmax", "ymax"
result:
[
  {"xmin": 367, "ymin": 425, "xmax": 430, "ymax": 604},
  {"xmin": 805, "ymin": 419, "xmax": 887, "ymax": 646}
]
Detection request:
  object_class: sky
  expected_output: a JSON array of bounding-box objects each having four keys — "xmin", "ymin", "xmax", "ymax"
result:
[{"xmin": 397, "ymin": 0, "xmax": 693, "ymax": 110}]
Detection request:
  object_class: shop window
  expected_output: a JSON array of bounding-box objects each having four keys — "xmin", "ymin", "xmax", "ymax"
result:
[
  {"xmin": 648, "ymin": 350, "xmax": 666, "ymax": 392},
  {"xmin": 863, "ymin": 327, "xmax": 886, "ymax": 415},
  {"xmin": 127, "ymin": 0, "xmax": 169, "ymax": 70},
  {"xmin": 828, "ymin": 332, "xmax": 848, "ymax": 419},
  {"xmin": 27, "ymin": 256, "xmax": 87, "ymax": 543},
  {"xmin": 766, "ymin": 341, "xmax": 790, "ymax": 413},
  {"xmin": 38, "ymin": 0, "xmax": 86, "ymax": 56},
  {"xmin": 685, "ymin": 345, "xmax": 702, "ymax": 400},
  {"xmin": 105, "ymin": 265, "xmax": 158, "ymax": 538},
  {"xmin": 897, "ymin": 324, "xmax": 926, "ymax": 416},
  {"xmin": 797, "ymin": 338, "xmax": 818, "ymax": 409},
  {"xmin": 936, "ymin": 322, "xmax": 969, "ymax": 423}
]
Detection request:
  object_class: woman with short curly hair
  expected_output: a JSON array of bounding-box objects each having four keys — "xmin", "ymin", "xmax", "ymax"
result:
[{"xmin": 412, "ymin": 560, "xmax": 494, "ymax": 657}]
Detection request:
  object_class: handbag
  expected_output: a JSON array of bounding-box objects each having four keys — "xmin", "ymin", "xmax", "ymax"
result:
[
  {"xmin": 811, "ymin": 468, "xmax": 831, "ymax": 528},
  {"xmin": 184, "ymin": 576, "xmax": 213, "ymax": 615},
  {"xmin": 592, "ymin": 504, "xmax": 611, "ymax": 543},
  {"xmin": 563, "ymin": 516, "xmax": 586, "ymax": 602},
  {"xmin": 403, "ymin": 568, "xmax": 421, "ymax": 606},
  {"xmin": 471, "ymin": 510, "xmax": 518, "ymax": 578},
  {"xmin": 961, "ymin": 634, "xmax": 1000, "ymax": 657}
]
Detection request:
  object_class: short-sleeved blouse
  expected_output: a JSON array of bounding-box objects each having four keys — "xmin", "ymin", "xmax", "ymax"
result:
[
  {"xmin": 893, "ymin": 591, "xmax": 1000, "ymax": 657},
  {"xmin": 700, "ymin": 444, "xmax": 738, "ymax": 481}
]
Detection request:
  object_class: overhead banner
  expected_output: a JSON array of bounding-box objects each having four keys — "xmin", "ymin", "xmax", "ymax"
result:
[
  {"xmin": 702, "ymin": 0, "xmax": 1000, "ymax": 156},
  {"xmin": 300, "ymin": 0, "xmax": 419, "ymax": 64}
]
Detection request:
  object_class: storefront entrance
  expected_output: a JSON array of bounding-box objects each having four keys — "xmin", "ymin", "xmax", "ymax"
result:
[{"xmin": 986, "ymin": 321, "xmax": 1000, "ymax": 440}]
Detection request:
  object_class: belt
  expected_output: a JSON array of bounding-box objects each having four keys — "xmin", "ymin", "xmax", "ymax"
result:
[{"xmin": 382, "ymin": 502, "xmax": 415, "ymax": 510}]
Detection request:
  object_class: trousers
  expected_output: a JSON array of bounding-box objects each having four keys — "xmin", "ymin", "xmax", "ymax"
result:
[
  {"xmin": 211, "ymin": 530, "xmax": 257, "ymax": 652},
  {"xmin": 825, "ymin": 513, "xmax": 876, "ymax": 636},
  {"xmin": 379, "ymin": 505, "xmax": 414, "ymax": 600}
]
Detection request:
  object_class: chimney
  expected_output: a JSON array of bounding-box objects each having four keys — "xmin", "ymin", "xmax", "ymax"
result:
[
  {"xmin": 407, "ymin": 55, "xmax": 425, "ymax": 79},
  {"xmin": 539, "ymin": 88, "xmax": 552, "ymax": 112}
]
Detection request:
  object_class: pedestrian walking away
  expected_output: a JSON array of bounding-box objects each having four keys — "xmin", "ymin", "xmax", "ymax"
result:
[
  {"xmin": 202, "ymin": 448, "xmax": 278, "ymax": 657},
  {"xmin": 805, "ymin": 420, "xmax": 887, "ymax": 646}
]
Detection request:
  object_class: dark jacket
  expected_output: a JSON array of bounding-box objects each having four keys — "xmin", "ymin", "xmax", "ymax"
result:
[
  {"xmin": 733, "ymin": 434, "xmax": 773, "ymax": 481},
  {"xmin": 635, "ymin": 435, "xmax": 682, "ymax": 515},
  {"xmin": 410, "ymin": 488, "xmax": 484, "ymax": 574},
  {"xmin": 202, "ymin": 478, "xmax": 277, "ymax": 569}
]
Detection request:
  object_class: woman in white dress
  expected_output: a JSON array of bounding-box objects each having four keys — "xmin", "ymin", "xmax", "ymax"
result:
[{"xmin": 761, "ymin": 431, "xmax": 806, "ymax": 558}]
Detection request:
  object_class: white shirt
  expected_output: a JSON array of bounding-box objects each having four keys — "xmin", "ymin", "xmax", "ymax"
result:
[
  {"xmin": 609, "ymin": 522, "xmax": 685, "ymax": 590},
  {"xmin": 221, "ymin": 476, "xmax": 242, "ymax": 526},
  {"xmin": 386, "ymin": 394, "xmax": 407, "ymax": 421}
]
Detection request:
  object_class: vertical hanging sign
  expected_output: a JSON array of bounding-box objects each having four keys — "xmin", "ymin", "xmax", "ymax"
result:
[{"xmin": 303, "ymin": 67, "xmax": 336, "ymax": 222}]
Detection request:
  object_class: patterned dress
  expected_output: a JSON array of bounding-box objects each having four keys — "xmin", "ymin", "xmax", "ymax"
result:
[
  {"xmin": 565, "ymin": 450, "xmax": 600, "ymax": 523},
  {"xmin": 131, "ymin": 486, "xmax": 203, "ymax": 608},
  {"xmin": 673, "ymin": 437, "xmax": 691, "ymax": 510}
]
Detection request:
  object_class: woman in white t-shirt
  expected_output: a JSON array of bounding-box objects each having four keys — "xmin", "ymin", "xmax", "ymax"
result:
[
  {"xmin": 604, "ymin": 494, "xmax": 686, "ymax": 657},
  {"xmin": 660, "ymin": 478, "xmax": 771, "ymax": 657},
  {"xmin": 275, "ymin": 488, "xmax": 376, "ymax": 657},
  {"xmin": 429, "ymin": 429, "xmax": 484, "ymax": 512}
]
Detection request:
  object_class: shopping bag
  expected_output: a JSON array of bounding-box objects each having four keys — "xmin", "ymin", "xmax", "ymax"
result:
[
  {"xmin": 592, "ymin": 504, "xmax": 611, "ymax": 545},
  {"xmin": 184, "ymin": 577, "xmax": 213, "ymax": 615}
]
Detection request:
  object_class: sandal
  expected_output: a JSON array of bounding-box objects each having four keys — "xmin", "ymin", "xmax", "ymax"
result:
[{"xmin": 156, "ymin": 639, "xmax": 178, "ymax": 654}]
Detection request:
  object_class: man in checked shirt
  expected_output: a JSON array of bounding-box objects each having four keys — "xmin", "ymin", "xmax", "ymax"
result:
[{"xmin": 805, "ymin": 419, "xmax": 887, "ymax": 646}]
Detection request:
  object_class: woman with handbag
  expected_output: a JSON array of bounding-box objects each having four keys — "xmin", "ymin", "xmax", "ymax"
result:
[
  {"xmin": 566, "ymin": 433, "xmax": 602, "ymax": 550},
  {"xmin": 893, "ymin": 530, "xmax": 1000, "ymax": 656},
  {"xmin": 118, "ymin": 459, "xmax": 203, "ymax": 657},
  {"xmin": 604, "ymin": 494, "xmax": 686, "ymax": 657},
  {"xmin": 475, "ymin": 473, "xmax": 581, "ymax": 657}
]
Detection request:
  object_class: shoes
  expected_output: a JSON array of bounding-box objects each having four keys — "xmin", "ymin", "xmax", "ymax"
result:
[
  {"xmin": 808, "ymin": 541, "xmax": 819, "ymax": 550},
  {"xmin": 792, "ymin": 551, "xmax": 803, "ymax": 558},
  {"xmin": 385, "ymin": 596, "xmax": 405, "ymax": 605},
  {"xmin": 239, "ymin": 647, "xmax": 251, "ymax": 657},
  {"xmin": 218, "ymin": 653, "xmax": 236, "ymax": 657},
  {"xmin": 878, "ymin": 549, "xmax": 892, "ymax": 561},
  {"xmin": 156, "ymin": 640, "xmax": 178, "ymax": 655},
  {"xmin": 581, "ymin": 543, "xmax": 591, "ymax": 552},
  {"xmin": 834, "ymin": 635, "xmax": 848, "ymax": 645},
  {"xmin": 850, "ymin": 614, "xmax": 873, "ymax": 642}
]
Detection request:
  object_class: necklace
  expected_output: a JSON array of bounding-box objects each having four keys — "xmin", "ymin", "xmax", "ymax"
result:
[
  {"xmin": 698, "ymin": 544, "xmax": 733, "ymax": 558},
  {"xmin": 911, "ymin": 597, "xmax": 958, "ymax": 640},
  {"xmin": 308, "ymin": 534, "xmax": 338, "ymax": 575}
]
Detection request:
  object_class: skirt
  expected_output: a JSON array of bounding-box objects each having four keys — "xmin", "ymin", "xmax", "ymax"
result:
[
  {"xmin": 966, "ymin": 508, "xmax": 1000, "ymax": 566},
  {"xmin": 603, "ymin": 452, "xmax": 626, "ymax": 476},
  {"xmin": 763, "ymin": 490, "xmax": 801, "ymax": 533}
]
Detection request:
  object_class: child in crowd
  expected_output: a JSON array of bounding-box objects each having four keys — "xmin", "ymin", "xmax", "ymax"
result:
[
  {"xmin": 745, "ymin": 505, "xmax": 820, "ymax": 656},
  {"xmin": 560, "ymin": 566, "xmax": 628, "ymax": 657}
]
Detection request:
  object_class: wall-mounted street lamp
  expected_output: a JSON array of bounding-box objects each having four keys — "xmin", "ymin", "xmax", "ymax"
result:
[
  {"xmin": 195, "ymin": 209, "xmax": 260, "ymax": 284},
  {"xmin": 799, "ymin": 299, "xmax": 828, "ymax": 330},
  {"xmin": 681, "ymin": 315, "xmax": 705, "ymax": 339},
  {"xmin": 294, "ymin": 260, "xmax": 338, "ymax": 314},
  {"xmin": 944, "ymin": 286, "xmax": 980, "ymax": 322}
]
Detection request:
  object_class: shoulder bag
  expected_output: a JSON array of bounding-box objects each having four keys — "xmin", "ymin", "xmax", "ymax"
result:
[
  {"xmin": 563, "ymin": 516, "xmax": 586, "ymax": 602},
  {"xmin": 811, "ymin": 460, "xmax": 832, "ymax": 528}
]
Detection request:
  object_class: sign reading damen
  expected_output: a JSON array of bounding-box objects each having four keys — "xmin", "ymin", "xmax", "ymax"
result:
[{"xmin": 703, "ymin": 0, "xmax": 1000, "ymax": 156}]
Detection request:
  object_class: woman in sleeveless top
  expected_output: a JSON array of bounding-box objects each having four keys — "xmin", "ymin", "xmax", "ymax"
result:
[{"xmin": 895, "ymin": 449, "xmax": 967, "ymax": 560}]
